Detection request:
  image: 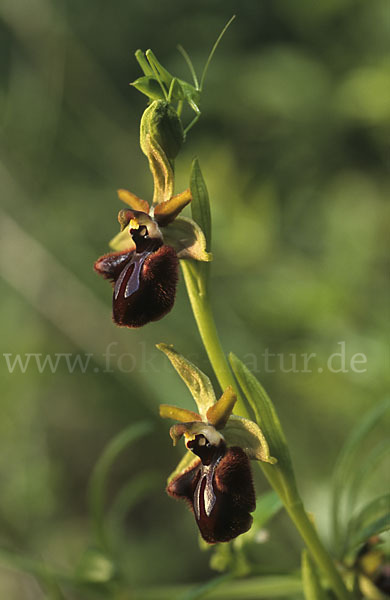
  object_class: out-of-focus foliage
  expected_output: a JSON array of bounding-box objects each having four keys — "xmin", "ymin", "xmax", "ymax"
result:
[{"xmin": 0, "ymin": 0, "xmax": 389, "ymax": 597}]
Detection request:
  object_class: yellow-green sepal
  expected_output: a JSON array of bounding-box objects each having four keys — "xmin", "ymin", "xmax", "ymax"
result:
[
  {"xmin": 163, "ymin": 216, "xmax": 212, "ymax": 262},
  {"xmin": 157, "ymin": 343, "xmax": 216, "ymax": 419},
  {"xmin": 224, "ymin": 415, "xmax": 277, "ymax": 464}
]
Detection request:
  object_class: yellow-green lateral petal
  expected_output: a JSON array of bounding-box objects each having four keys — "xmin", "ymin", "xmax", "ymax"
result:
[
  {"xmin": 206, "ymin": 385, "xmax": 237, "ymax": 429},
  {"xmin": 117, "ymin": 189, "xmax": 150, "ymax": 213},
  {"xmin": 159, "ymin": 404, "xmax": 202, "ymax": 423},
  {"xmin": 154, "ymin": 188, "xmax": 192, "ymax": 227}
]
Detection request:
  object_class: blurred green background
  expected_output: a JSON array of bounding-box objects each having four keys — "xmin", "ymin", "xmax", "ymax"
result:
[{"xmin": 0, "ymin": 0, "xmax": 389, "ymax": 598}]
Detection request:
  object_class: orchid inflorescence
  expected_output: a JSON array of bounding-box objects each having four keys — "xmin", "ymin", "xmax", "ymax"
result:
[
  {"xmin": 93, "ymin": 41, "xmax": 275, "ymax": 545},
  {"xmin": 91, "ymin": 29, "xmax": 385, "ymax": 600}
]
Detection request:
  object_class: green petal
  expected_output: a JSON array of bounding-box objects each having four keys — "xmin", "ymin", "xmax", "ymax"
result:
[
  {"xmin": 154, "ymin": 188, "xmax": 192, "ymax": 227},
  {"xmin": 206, "ymin": 386, "xmax": 237, "ymax": 429},
  {"xmin": 163, "ymin": 216, "xmax": 212, "ymax": 261},
  {"xmin": 157, "ymin": 343, "xmax": 216, "ymax": 418},
  {"xmin": 159, "ymin": 404, "xmax": 202, "ymax": 423},
  {"xmin": 224, "ymin": 415, "xmax": 277, "ymax": 464}
]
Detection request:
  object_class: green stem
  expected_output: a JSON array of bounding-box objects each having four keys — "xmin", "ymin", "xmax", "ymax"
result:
[
  {"xmin": 181, "ymin": 260, "xmax": 351, "ymax": 600},
  {"xmin": 285, "ymin": 501, "xmax": 350, "ymax": 600},
  {"xmin": 181, "ymin": 261, "xmax": 248, "ymax": 418}
]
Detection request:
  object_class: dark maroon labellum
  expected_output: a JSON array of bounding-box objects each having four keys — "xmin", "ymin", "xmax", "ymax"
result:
[
  {"xmin": 94, "ymin": 219, "xmax": 178, "ymax": 327},
  {"xmin": 167, "ymin": 434, "xmax": 256, "ymax": 544}
]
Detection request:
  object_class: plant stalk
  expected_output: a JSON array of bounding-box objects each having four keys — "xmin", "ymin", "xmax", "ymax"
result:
[
  {"xmin": 285, "ymin": 501, "xmax": 351, "ymax": 600},
  {"xmin": 182, "ymin": 260, "xmax": 351, "ymax": 600},
  {"xmin": 181, "ymin": 261, "xmax": 248, "ymax": 417}
]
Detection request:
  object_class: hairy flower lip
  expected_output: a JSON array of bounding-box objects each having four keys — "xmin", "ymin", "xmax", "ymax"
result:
[
  {"xmin": 94, "ymin": 237, "xmax": 178, "ymax": 328},
  {"xmin": 166, "ymin": 438, "xmax": 256, "ymax": 544}
]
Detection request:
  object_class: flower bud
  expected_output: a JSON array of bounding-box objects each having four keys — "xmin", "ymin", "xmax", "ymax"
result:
[{"xmin": 140, "ymin": 100, "xmax": 184, "ymax": 165}]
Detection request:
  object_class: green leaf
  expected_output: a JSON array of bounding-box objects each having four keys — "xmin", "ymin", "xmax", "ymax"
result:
[
  {"xmin": 229, "ymin": 353, "xmax": 297, "ymax": 498},
  {"xmin": 163, "ymin": 216, "xmax": 212, "ymax": 261},
  {"xmin": 131, "ymin": 75, "xmax": 166, "ymax": 101},
  {"xmin": 88, "ymin": 421, "xmax": 152, "ymax": 551},
  {"xmin": 302, "ymin": 550, "xmax": 328, "ymax": 600},
  {"xmin": 157, "ymin": 343, "xmax": 216, "ymax": 418},
  {"xmin": 346, "ymin": 438, "xmax": 390, "ymax": 516},
  {"xmin": 224, "ymin": 415, "xmax": 276, "ymax": 464},
  {"xmin": 190, "ymin": 158, "xmax": 211, "ymax": 252},
  {"xmin": 331, "ymin": 398, "xmax": 390, "ymax": 554},
  {"xmin": 347, "ymin": 494, "xmax": 390, "ymax": 552}
]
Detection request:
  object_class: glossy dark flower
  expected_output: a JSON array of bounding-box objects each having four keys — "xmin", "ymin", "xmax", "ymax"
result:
[
  {"xmin": 94, "ymin": 187, "xmax": 211, "ymax": 328},
  {"xmin": 167, "ymin": 428, "xmax": 256, "ymax": 544},
  {"xmin": 95, "ymin": 210, "xmax": 178, "ymax": 327},
  {"xmin": 159, "ymin": 375, "xmax": 276, "ymax": 544}
]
